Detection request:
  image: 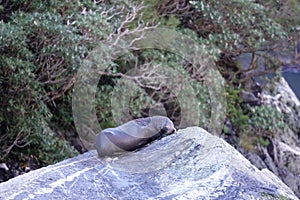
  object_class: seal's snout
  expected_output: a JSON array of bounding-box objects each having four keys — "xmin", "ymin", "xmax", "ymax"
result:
[
  {"xmin": 167, "ymin": 126, "xmax": 176, "ymax": 134},
  {"xmin": 162, "ymin": 122, "xmax": 176, "ymax": 135},
  {"xmin": 168, "ymin": 129, "xmax": 175, "ymax": 134}
]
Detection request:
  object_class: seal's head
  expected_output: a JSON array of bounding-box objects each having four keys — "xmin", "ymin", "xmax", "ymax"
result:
[
  {"xmin": 160, "ymin": 117, "xmax": 176, "ymax": 135},
  {"xmin": 144, "ymin": 116, "xmax": 176, "ymax": 137}
]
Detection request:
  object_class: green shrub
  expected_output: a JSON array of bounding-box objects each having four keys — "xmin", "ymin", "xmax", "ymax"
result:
[
  {"xmin": 249, "ymin": 105, "xmax": 286, "ymax": 133},
  {"xmin": 189, "ymin": 0, "xmax": 287, "ymax": 55},
  {"xmin": 225, "ymin": 85, "xmax": 249, "ymax": 132},
  {"xmin": 0, "ymin": 0, "xmax": 113, "ymax": 165}
]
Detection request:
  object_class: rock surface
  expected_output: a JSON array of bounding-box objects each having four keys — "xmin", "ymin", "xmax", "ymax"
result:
[
  {"xmin": 0, "ymin": 127, "xmax": 297, "ymax": 200},
  {"xmin": 254, "ymin": 77, "xmax": 300, "ymax": 197}
]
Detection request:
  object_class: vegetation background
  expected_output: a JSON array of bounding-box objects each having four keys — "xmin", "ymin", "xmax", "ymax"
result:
[{"xmin": 0, "ymin": 0, "xmax": 299, "ymax": 181}]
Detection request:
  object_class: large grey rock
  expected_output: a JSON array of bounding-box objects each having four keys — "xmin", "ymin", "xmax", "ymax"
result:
[
  {"xmin": 258, "ymin": 77, "xmax": 300, "ymax": 197},
  {"xmin": 262, "ymin": 77, "xmax": 300, "ymax": 135},
  {"xmin": 0, "ymin": 127, "xmax": 297, "ymax": 200}
]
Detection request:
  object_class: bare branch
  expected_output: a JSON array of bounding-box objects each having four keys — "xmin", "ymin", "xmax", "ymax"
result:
[
  {"xmin": 1, "ymin": 129, "xmax": 31, "ymax": 159},
  {"xmin": 93, "ymin": 61, "xmax": 168, "ymax": 91},
  {"xmin": 106, "ymin": 2, "xmax": 157, "ymax": 51}
]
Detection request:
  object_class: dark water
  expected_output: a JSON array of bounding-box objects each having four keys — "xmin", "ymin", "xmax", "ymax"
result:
[{"xmin": 282, "ymin": 72, "xmax": 300, "ymax": 100}]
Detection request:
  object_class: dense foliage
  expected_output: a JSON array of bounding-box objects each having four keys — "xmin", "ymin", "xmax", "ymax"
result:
[
  {"xmin": 0, "ymin": 0, "xmax": 111, "ymax": 165},
  {"xmin": 0, "ymin": 0, "xmax": 299, "ymax": 172}
]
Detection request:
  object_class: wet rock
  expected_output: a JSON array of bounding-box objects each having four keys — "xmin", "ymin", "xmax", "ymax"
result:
[{"xmin": 240, "ymin": 90, "xmax": 261, "ymax": 106}]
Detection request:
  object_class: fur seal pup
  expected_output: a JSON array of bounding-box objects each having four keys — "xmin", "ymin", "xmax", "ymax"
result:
[{"xmin": 95, "ymin": 116, "xmax": 176, "ymax": 157}]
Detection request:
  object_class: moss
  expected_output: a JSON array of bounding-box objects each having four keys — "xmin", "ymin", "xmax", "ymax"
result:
[
  {"xmin": 257, "ymin": 136, "xmax": 271, "ymax": 147},
  {"xmin": 225, "ymin": 84, "xmax": 249, "ymax": 132}
]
